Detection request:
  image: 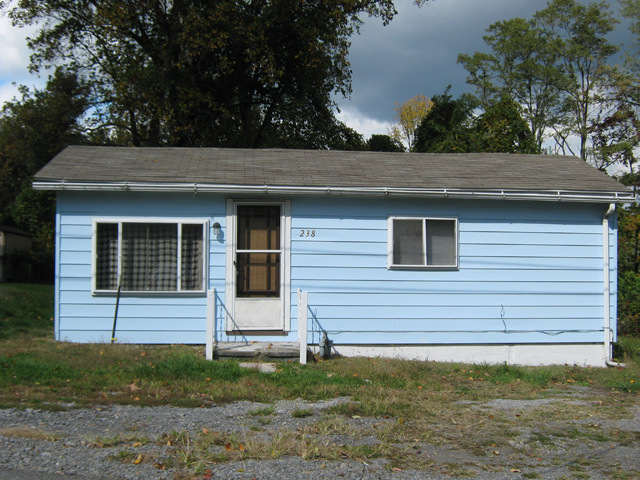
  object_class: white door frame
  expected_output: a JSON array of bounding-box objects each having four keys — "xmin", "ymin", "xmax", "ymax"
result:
[{"xmin": 225, "ymin": 199, "xmax": 291, "ymax": 332}]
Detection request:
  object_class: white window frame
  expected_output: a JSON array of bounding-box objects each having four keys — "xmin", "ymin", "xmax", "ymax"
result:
[
  {"xmin": 387, "ymin": 216, "xmax": 459, "ymax": 270},
  {"xmin": 91, "ymin": 217, "xmax": 209, "ymax": 295}
]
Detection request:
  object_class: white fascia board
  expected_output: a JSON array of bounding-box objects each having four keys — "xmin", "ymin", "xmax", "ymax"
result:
[{"xmin": 32, "ymin": 180, "xmax": 636, "ymax": 203}]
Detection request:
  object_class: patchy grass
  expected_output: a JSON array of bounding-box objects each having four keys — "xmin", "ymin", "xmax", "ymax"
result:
[
  {"xmin": 248, "ymin": 406, "xmax": 275, "ymax": 416},
  {"xmin": 0, "ymin": 426, "xmax": 57, "ymax": 441},
  {"xmin": 3, "ymin": 283, "xmax": 640, "ymax": 477},
  {"xmin": 1, "ymin": 337, "xmax": 640, "ymax": 410},
  {"xmin": 291, "ymin": 408, "xmax": 313, "ymax": 418}
]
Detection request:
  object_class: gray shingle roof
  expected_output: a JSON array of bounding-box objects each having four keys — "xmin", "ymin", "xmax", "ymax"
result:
[{"xmin": 34, "ymin": 146, "xmax": 632, "ymax": 199}]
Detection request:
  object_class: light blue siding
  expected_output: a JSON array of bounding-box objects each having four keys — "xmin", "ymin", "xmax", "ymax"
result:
[
  {"xmin": 288, "ymin": 197, "xmax": 613, "ymax": 346},
  {"xmin": 55, "ymin": 191, "xmax": 225, "ymax": 343},
  {"xmin": 54, "ymin": 191, "xmax": 615, "ymax": 347}
]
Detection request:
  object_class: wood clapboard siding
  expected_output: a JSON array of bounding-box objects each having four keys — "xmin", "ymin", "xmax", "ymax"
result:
[
  {"xmin": 54, "ymin": 191, "xmax": 616, "ymax": 346},
  {"xmin": 288, "ymin": 196, "xmax": 614, "ymax": 345},
  {"xmin": 56, "ymin": 191, "xmax": 225, "ymax": 343}
]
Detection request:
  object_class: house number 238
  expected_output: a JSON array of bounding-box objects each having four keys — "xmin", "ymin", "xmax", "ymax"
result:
[{"xmin": 299, "ymin": 229, "xmax": 316, "ymax": 237}]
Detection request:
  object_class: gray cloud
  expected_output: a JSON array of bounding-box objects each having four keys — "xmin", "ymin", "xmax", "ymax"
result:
[{"xmin": 339, "ymin": 0, "xmax": 630, "ymax": 126}]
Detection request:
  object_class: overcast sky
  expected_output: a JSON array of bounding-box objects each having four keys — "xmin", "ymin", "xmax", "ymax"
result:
[{"xmin": 0, "ymin": 0, "xmax": 632, "ymax": 139}]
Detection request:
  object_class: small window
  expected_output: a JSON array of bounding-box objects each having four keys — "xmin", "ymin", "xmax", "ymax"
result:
[
  {"xmin": 389, "ymin": 217, "xmax": 458, "ymax": 268},
  {"xmin": 94, "ymin": 220, "xmax": 206, "ymax": 293}
]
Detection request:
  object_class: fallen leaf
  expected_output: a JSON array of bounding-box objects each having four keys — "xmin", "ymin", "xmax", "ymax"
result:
[
  {"xmin": 225, "ymin": 442, "xmax": 233, "ymax": 451},
  {"xmin": 133, "ymin": 454, "xmax": 142, "ymax": 465},
  {"xmin": 239, "ymin": 443, "xmax": 245, "ymax": 451},
  {"xmin": 129, "ymin": 383, "xmax": 140, "ymax": 392},
  {"xmin": 352, "ymin": 415, "xmax": 361, "ymax": 419},
  {"xmin": 510, "ymin": 468, "xmax": 521, "ymax": 473},
  {"xmin": 132, "ymin": 442, "xmax": 142, "ymax": 447},
  {"xmin": 203, "ymin": 428, "xmax": 209, "ymax": 434},
  {"xmin": 492, "ymin": 451, "xmax": 500, "ymax": 456}
]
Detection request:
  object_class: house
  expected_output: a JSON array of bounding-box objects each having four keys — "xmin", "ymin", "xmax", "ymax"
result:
[
  {"xmin": 33, "ymin": 146, "xmax": 635, "ymax": 366},
  {"xmin": 0, "ymin": 225, "xmax": 33, "ymax": 282}
]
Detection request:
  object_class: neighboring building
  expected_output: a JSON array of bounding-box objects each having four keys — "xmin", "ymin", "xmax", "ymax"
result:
[
  {"xmin": 33, "ymin": 146, "xmax": 634, "ymax": 366},
  {"xmin": 0, "ymin": 225, "xmax": 33, "ymax": 282}
]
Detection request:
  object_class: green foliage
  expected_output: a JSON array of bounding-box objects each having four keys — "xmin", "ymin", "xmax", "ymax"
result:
[
  {"xmin": 618, "ymin": 272, "xmax": 640, "ymax": 337},
  {"xmin": 413, "ymin": 90, "xmax": 537, "ymax": 154},
  {"xmin": 413, "ymin": 88, "xmax": 478, "ymax": 153},
  {"xmin": 472, "ymin": 96, "xmax": 540, "ymax": 154},
  {"xmin": 4, "ymin": 0, "xmax": 399, "ymax": 149},
  {"xmin": 366, "ymin": 134, "xmax": 404, "ymax": 152}
]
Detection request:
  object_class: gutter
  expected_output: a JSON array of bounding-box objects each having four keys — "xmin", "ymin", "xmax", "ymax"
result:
[
  {"xmin": 32, "ymin": 181, "xmax": 636, "ymax": 203},
  {"xmin": 603, "ymin": 203, "xmax": 626, "ymax": 368}
]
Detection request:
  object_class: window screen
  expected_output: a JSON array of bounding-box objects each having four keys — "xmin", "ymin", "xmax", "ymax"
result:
[
  {"xmin": 236, "ymin": 205, "xmax": 281, "ymax": 298},
  {"xmin": 390, "ymin": 217, "xmax": 457, "ymax": 268},
  {"xmin": 96, "ymin": 223, "xmax": 118, "ymax": 290},
  {"xmin": 426, "ymin": 220, "xmax": 456, "ymax": 266},
  {"xmin": 392, "ymin": 219, "xmax": 423, "ymax": 266},
  {"xmin": 181, "ymin": 224, "xmax": 204, "ymax": 291},
  {"xmin": 94, "ymin": 221, "xmax": 205, "ymax": 292}
]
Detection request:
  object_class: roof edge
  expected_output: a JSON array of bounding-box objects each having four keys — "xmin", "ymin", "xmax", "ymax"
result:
[{"xmin": 32, "ymin": 180, "xmax": 636, "ymax": 203}]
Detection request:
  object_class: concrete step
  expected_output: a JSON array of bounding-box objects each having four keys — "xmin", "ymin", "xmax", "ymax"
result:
[{"xmin": 213, "ymin": 341, "xmax": 310, "ymax": 361}]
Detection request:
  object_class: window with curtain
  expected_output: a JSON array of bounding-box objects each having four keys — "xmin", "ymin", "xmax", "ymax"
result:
[
  {"xmin": 389, "ymin": 217, "xmax": 458, "ymax": 268},
  {"xmin": 95, "ymin": 221, "xmax": 205, "ymax": 292}
]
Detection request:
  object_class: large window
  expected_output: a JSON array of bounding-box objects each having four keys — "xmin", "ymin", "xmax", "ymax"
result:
[
  {"xmin": 388, "ymin": 217, "xmax": 458, "ymax": 269},
  {"xmin": 94, "ymin": 220, "xmax": 207, "ymax": 293}
]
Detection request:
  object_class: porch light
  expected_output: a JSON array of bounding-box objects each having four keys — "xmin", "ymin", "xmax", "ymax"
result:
[{"xmin": 212, "ymin": 222, "xmax": 221, "ymax": 236}]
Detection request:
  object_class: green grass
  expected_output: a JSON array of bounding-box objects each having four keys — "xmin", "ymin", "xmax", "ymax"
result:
[
  {"xmin": 616, "ymin": 336, "xmax": 640, "ymax": 363},
  {"xmin": 0, "ymin": 283, "xmax": 53, "ymax": 340},
  {"xmin": 1, "ymin": 282, "xmax": 640, "ymax": 409}
]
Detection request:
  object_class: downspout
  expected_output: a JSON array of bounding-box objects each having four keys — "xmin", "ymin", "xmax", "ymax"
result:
[{"xmin": 603, "ymin": 203, "xmax": 626, "ymax": 367}]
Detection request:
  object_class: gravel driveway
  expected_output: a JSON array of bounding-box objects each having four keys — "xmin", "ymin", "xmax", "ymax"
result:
[{"xmin": 1, "ymin": 390, "xmax": 639, "ymax": 480}]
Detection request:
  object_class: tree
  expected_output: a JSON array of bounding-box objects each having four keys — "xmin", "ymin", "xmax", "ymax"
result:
[
  {"xmin": 0, "ymin": 68, "xmax": 88, "ymax": 277},
  {"xmin": 4, "ymin": 0, "xmax": 429, "ymax": 149},
  {"xmin": 367, "ymin": 134, "xmax": 404, "ymax": 152},
  {"xmin": 390, "ymin": 94, "xmax": 432, "ymax": 150},
  {"xmin": 616, "ymin": 173, "xmax": 640, "ymax": 336},
  {"xmin": 586, "ymin": 0, "xmax": 640, "ymax": 174},
  {"xmin": 413, "ymin": 90, "xmax": 538, "ymax": 154},
  {"xmin": 534, "ymin": 0, "xmax": 619, "ymax": 160},
  {"xmin": 458, "ymin": 0, "xmax": 619, "ymax": 161},
  {"xmin": 413, "ymin": 89, "xmax": 477, "ymax": 153},
  {"xmin": 458, "ymin": 17, "xmax": 561, "ymax": 149},
  {"xmin": 472, "ymin": 96, "xmax": 539, "ymax": 154}
]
